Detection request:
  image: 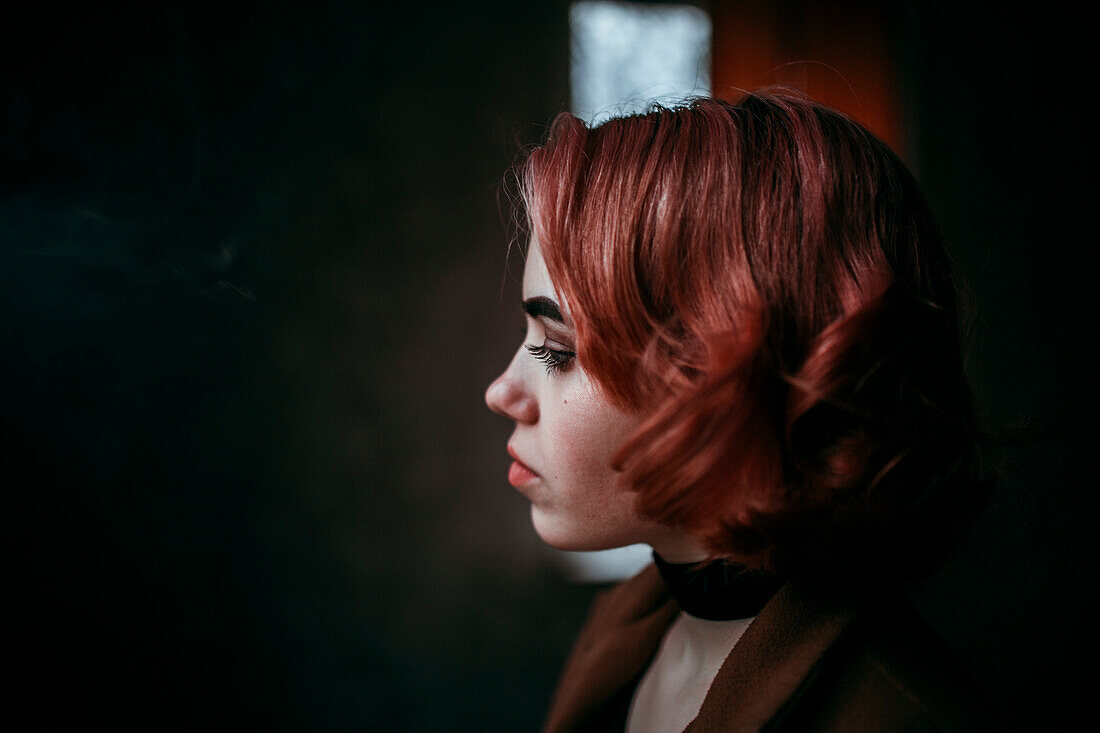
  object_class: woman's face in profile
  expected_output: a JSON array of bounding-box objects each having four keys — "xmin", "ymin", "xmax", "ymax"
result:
[{"xmin": 485, "ymin": 242, "xmax": 684, "ymax": 553}]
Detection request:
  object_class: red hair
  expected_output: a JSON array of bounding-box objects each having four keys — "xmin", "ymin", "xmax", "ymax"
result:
[{"xmin": 519, "ymin": 91, "xmax": 988, "ymax": 580}]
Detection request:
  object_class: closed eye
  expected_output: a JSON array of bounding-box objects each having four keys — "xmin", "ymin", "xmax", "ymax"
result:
[{"xmin": 526, "ymin": 343, "xmax": 576, "ymax": 374}]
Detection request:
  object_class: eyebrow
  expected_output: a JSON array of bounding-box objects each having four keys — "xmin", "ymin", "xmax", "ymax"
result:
[{"xmin": 521, "ymin": 296, "xmax": 569, "ymax": 325}]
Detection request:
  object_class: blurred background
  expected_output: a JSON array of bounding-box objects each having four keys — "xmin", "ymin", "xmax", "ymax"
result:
[{"xmin": 2, "ymin": 1, "xmax": 1093, "ymax": 729}]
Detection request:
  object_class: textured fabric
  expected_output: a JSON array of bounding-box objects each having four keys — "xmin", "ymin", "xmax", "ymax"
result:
[{"xmin": 543, "ymin": 565, "xmax": 1003, "ymax": 733}]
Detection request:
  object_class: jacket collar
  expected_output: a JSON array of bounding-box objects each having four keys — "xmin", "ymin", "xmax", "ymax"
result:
[
  {"xmin": 543, "ymin": 564, "xmax": 679, "ymax": 733},
  {"xmin": 543, "ymin": 564, "xmax": 870, "ymax": 733},
  {"xmin": 686, "ymin": 579, "xmax": 867, "ymax": 731}
]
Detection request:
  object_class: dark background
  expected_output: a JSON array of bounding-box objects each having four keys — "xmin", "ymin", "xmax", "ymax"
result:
[{"xmin": 2, "ymin": 2, "xmax": 1094, "ymax": 729}]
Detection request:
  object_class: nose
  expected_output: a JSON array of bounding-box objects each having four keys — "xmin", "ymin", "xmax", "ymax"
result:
[{"xmin": 485, "ymin": 369, "xmax": 539, "ymax": 424}]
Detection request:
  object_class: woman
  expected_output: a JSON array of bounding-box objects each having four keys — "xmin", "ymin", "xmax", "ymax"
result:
[{"xmin": 486, "ymin": 91, "xmax": 999, "ymax": 732}]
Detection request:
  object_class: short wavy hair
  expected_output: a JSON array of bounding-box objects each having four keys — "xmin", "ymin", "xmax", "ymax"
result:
[{"xmin": 518, "ymin": 90, "xmax": 991, "ymax": 581}]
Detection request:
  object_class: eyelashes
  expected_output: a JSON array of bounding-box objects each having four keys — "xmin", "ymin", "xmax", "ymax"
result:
[
  {"xmin": 519, "ymin": 317, "xmax": 576, "ymax": 375},
  {"xmin": 525, "ymin": 343, "xmax": 576, "ymax": 375}
]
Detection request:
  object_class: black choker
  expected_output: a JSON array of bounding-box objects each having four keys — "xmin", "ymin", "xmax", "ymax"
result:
[{"xmin": 652, "ymin": 551, "xmax": 784, "ymax": 621}]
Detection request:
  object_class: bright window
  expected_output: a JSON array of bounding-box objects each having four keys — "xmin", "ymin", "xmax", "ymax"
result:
[{"xmin": 570, "ymin": 0, "xmax": 711, "ymax": 125}]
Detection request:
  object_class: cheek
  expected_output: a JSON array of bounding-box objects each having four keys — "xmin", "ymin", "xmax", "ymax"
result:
[
  {"xmin": 547, "ymin": 389, "xmax": 639, "ymax": 500},
  {"xmin": 526, "ymin": 372, "xmax": 669, "ymax": 551}
]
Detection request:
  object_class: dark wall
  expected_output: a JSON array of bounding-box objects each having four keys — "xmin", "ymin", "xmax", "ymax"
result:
[
  {"xmin": 2, "ymin": 2, "xmax": 1093, "ymax": 730},
  {"xmin": 3, "ymin": 2, "xmax": 585, "ymax": 729},
  {"xmin": 897, "ymin": 4, "xmax": 1096, "ymax": 728}
]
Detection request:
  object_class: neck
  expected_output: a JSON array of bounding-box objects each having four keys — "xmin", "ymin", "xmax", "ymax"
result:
[{"xmin": 646, "ymin": 532, "xmax": 709, "ymax": 564}]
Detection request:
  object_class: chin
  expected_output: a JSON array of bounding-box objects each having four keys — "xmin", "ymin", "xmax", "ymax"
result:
[{"xmin": 529, "ymin": 504, "xmax": 637, "ymax": 552}]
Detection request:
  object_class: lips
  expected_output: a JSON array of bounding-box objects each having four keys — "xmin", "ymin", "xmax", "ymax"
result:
[{"xmin": 507, "ymin": 445, "xmax": 539, "ymax": 487}]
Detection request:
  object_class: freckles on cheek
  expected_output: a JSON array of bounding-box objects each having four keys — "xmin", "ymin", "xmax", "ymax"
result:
[
  {"xmin": 552, "ymin": 378, "xmax": 636, "ymax": 483},
  {"xmin": 554, "ymin": 429, "xmax": 604, "ymax": 482},
  {"xmin": 557, "ymin": 421, "xmax": 620, "ymax": 481}
]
